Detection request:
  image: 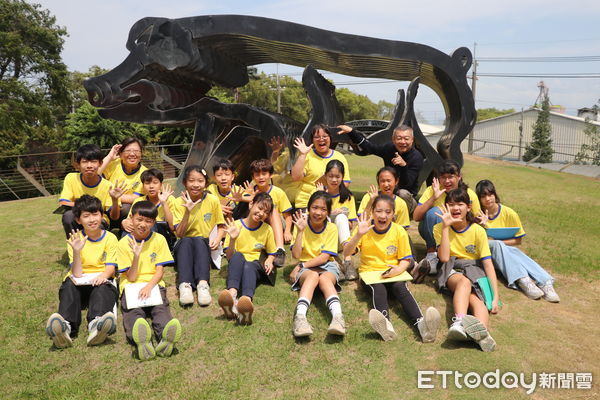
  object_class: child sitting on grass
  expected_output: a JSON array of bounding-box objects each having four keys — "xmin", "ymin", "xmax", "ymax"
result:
[
  {"xmin": 46, "ymin": 195, "xmax": 118, "ymax": 348},
  {"xmin": 207, "ymin": 159, "xmax": 239, "ymax": 219},
  {"xmin": 218, "ymin": 192, "xmax": 277, "ymax": 325},
  {"xmin": 118, "ymin": 200, "xmax": 181, "ymax": 361}
]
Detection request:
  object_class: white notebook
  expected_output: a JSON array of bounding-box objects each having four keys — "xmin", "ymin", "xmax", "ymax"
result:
[
  {"xmin": 69, "ymin": 272, "xmax": 102, "ymax": 286},
  {"xmin": 124, "ymin": 283, "xmax": 163, "ymax": 309}
]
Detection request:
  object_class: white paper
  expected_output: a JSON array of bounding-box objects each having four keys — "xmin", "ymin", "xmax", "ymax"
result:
[
  {"xmin": 70, "ymin": 272, "xmax": 102, "ymax": 286},
  {"xmin": 124, "ymin": 283, "xmax": 163, "ymax": 309}
]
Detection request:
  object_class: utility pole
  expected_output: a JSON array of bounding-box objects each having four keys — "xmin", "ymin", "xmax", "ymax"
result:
[
  {"xmin": 276, "ymin": 63, "xmax": 281, "ymax": 113},
  {"xmin": 518, "ymin": 108, "xmax": 524, "ymax": 160},
  {"xmin": 468, "ymin": 42, "xmax": 478, "ymax": 154}
]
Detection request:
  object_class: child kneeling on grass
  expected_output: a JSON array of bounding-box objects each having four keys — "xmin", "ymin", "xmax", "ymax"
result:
[
  {"xmin": 434, "ymin": 188, "xmax": 499, "ymax": 352},
  {"xmin": 343, "ymin": 195, "xmax": 440, "ymax": 342},
  {"xmin": 46, "ymin": 195, "xmax": 119, "ymax": 348},
  {"xmin": 289, "ymin": 191, "xmax": 346, "ymax": 338},
  {"xmin": 118, "ymin": 201, "xmax": 181, "ymax": 361},
  {"xmin": 218, "ymin": 192, "xmax": 277, "ymax": 325}
]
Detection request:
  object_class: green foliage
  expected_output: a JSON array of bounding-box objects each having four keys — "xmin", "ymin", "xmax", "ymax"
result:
[
  {"xmin": 376, "ymin": 100, "xmax": 395, "ymax": 120},
  {"xmin": 575, "ymin": 117, "xmax": 600, "ymax": 165},
  {"xmin": 335, "ymin": 87, "xmax": 379, "ymax": 121},
  {"xmin": 68, "ymin": 66, "xmax": 109, "ymax": 111},
  {"xmin": 523, "ymin": 97, "xmax": 553, "ymax": 163},
  {"xmin": 476, "ymin": 107, "xmax": 515, "ymax": 122}
]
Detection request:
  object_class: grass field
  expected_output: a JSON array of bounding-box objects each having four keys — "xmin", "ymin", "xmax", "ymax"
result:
[{"xmin": 1, "ymin": 154, "xmax": 599, "ymax": 400}]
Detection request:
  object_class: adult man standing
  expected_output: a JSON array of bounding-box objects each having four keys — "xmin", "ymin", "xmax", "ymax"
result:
[{"xmin": 337, "ymin": 124, "xmax": 424, "ymax": 215}]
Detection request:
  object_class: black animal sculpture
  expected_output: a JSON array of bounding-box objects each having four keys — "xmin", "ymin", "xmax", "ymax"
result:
[{"xmin": 84, "ymin": 14, "xmax": 476, "ymax": 189}]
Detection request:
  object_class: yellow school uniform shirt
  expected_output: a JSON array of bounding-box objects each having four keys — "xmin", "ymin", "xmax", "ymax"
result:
[
  {"xmin": 295, "ymin": 149, "xmax": 351, "ymax": 208},
  {"xmin": 357, "ymin": 193, "xmax": 410, "ymax": 228},
  {"xmin": 127, "ymin": 195, "xmax": 176, "ymax": 223},
  {"xmin": 330, "ymin": 193, "xmax": 358, "ymax": 221},
  {"xmin": 207, "ymin": 183, "xmax": 237, "ymax": 209},
  {"xmin": 418, "ymin": 186, "xmax": 481, "ymax": 216},
  {"xmin": 356, "ymin": 222, "xmax": 413, "ymax": 273},
  {"xmin": 485, "ymin": 204, "xmax": 526, "ymax": 238},
  {"xmin": 59, "ymin": 173, "xmax": 116, "ymax": 223},
  {"xmin": 223, "ymin": 219, "xmax": 277, "ymax": 261},
  {"xmin": 117, "ymin": 232, "xmax": 174, "ymax": 293},
  {"xmin": 433, "ymin": 222, "xmax": 491, "ymax": 261},
  {"xmin": 292, "ymin": 220, "xmax": 339, "ymax": 262},
  {"xmin": 173, "ymin": 192, "xmax": 225, "ymax": 238},
  {"xmin": 256, "ymin": 184, "xmax": 293, "ymax": 214},
  {"xmin": 102, "ymin": 159, "xmax": 147, "ymax": 196},
  {"xmin": 65, "ymin": 230, "xmax": 118, "ymax": 279}
]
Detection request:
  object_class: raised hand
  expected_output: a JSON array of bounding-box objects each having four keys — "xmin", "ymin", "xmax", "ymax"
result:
[
  {"xmin": 158, "ymin": 183, "xmax": 174, "ymax": 203},
  {"xmin": 315, "ymin": 182, "xmax": 325, "ymax": 192},
  {"xmin": 368, "ymin": 184, "xmax": 379, "ymax": 199},
  {"xmin": 128, "ymin": 237, "xmax": 144, "ymax": 257},
  {"xmin": 122, "ymin": 218, "xmax": 134, "ymax": 233},
  {"xmin": 432, "ymin": 177, "xmax": 446, "ymax": 200},
  {"xmin": 109, "ymin": 179, "xmax": 128, "ymax": 199},
  {"xmin": 476, "ymin": 209, "xmax": 489, "ymax": 227},
  {"xmin": 181, "ymin": 190, "xmax": 202, "ymax": 212},
  {"xmin": 435, "ymin": 204, "xmax": 462, "ymax": 227},
  {"xmin": 356, "ymin": 212, "xmax": 374, "ymax": 236},
  {"xmin": 293, "ymin": 137, "xmax": 313, "ymax": 155},
  {"xmin": 67, "ymin": 229, "xmax": 87, "ymax": 252},
  {"xmin": 107, "ymin": 144, "xmax": 122, "ymax": 161},
  {"xmin": 224, "ymin": 217, "xmax": 240, "ymax": 240},
  {"xmin": 292, "ymin": 210, "xmax": 308, "ymax": 232},
  {"xmin": 268, "ymin": 136, "xmax": 284, "ymax": 153},
  {"xmin": 391, "ymin": 152, "xmax": 406, "ymax": 167},
  {"xmin": 336, "ymin": 125, "xmax": 352, "ymax": 135}
]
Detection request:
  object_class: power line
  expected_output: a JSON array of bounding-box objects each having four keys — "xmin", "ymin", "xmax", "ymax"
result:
[
  {"xmin": 478, "ymin": 55, "xmax": 600, "ymax": 62},
  {"xmin": 477, "ymin": 73, "xmax": 600, "ymax": 78}
]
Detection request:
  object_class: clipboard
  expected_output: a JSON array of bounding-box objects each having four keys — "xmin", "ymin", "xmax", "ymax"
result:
[
  {"xmin": 69, "ymin": 272, "xmax": 102, "ymax": 286},
  {"xmin": 359, "ymin": 270, "xmax": 413, "ymax": 285},
  {"xmin": 124, "ymin": 283, "xmax": 163, "ymax": 309},
  {"xmin": 477, "ymin": 277, "xmax": 502, "ymax": 310}
]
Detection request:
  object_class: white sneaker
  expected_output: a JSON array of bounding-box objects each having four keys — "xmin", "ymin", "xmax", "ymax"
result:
[
  {"xmin": 462, "ymin": 315, "xmax": 496, "ymax": 352},
  {"xmin": 46, "ymin": 313, "xmax": 72, "ymax": 349},
  {"xmin": 416, "ymin": 307, "xmax": 441, "ymax": 343},
  {"xmin": 426, "ymin": 253, "xmax": 439, "ymax": 275},
  {"xmin": 218, "ymin": 289, "xmax": 237, "ymax": 319},
  {"xmin": 447, "ymin": 317, "xmax": 469, "ymax": 342},
  {"xmin": 87, "ymin": 311, "xmax": 116, "ymax": 346},
  {"xmin": 368, "ymin": 309, "xmax": 397, "ymax": 341},
  {"xmin": 293, "ymin": 314, "xmax": 313, "ymax": 337},
  {"xmin": 517, "ymin": 276, "xmax": 544, "ymax": 300},
  {"xmin": 327, "ymin": 313, "xmax": 346, "ymax": 336},
  {"xmin": 197, "ymin": 281, "xmax": 212, "ymax": 306},
  {"xmin": 539, "ymin": 282, "xmax": 560, "ymax": 303},
  {"xmin": 179, "ymin": 282, "xmax": 194, "ymax": 306}
]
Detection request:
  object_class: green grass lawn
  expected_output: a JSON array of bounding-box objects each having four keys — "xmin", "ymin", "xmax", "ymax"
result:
[{"xmin": 0, "ymin": 155, "xmax": 598, "ymax": 400}]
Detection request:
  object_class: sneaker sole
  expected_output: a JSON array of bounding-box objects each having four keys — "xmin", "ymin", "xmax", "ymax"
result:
[
  {"xmin": 447, "ymin": 326, "xmax": 469, "ymax": 341},
  {"xmin": 46, "ymin": 313, "xmax": 72, "ymax": 349},
  {"xmin": 368, "ymin": 309, "xmax": 396, "ymax": 341},
  {"xmin": 156, "ymin": 319, "xmax": 182, "ymax": 357},
  {"xmin": 237, "ymin": 296, "xmax": 254, "ymax": 325},
  {"xmin": 327, "ymin": 323, "xmax": 346, "ymax": 336},
  {"xmin": 218, "ymin": 290, "xmax": 236, "ymax": 319},
  {"xmin": 411, "ymin": 260, "xmax": 430, "ymax": 284},
  {"xmin": 462, "ymin": 315, "xmax": 496, "ymax": 352},
  {"xmin": 132, "ymin": 319, "xmax": 155, "ymax": 361},
  {"xmin": 293, "ymin": 320, "xmax": 313, "ymax": 337},
  {"xmin": 87, "ymin": 313, "xmax": 116, "ymax": 346},
  {"xmin": 543, "ymin": 295, "xmax": 560, "ymax": 303},
  {"xmin": 421, "ymin": 307, "xmax": 441, "ymax": 343}
]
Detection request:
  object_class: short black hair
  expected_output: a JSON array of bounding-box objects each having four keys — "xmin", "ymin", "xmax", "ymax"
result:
[
  {"xmin": 117, "ymin": 137, "xmax": 144, "ymax": 154},
  {"xmin": 445, "ymin": 188, "xmax": 476, "ymax": 224},
  {"xmin": 182, "ymin": 165, "xmax": 208, "ymax": 183},
  {"xmin": 307, "ymin": 190, "xmax": 332, "ymax": 214},
  {"xmin": 372, "ymin": 194, "xmax": 395, "ymax": 212},
  {"xmin": 131, "ymin": 200, "xmax": 158, "ymax": 220},
  {"xmin": 72, "ymin": 195, "xmax": 103, "ymax": 218},
  {"xmin": 437, "ymin": 159, "xmax": 461, "ymax": 176},
  {"xmin": 141, "ymin": 168, "xmax": 164, "ymax": 183},
  {"xmin": 250, "ymin": 159, "xmax": 274, "ymax": 175},
  {"xmin": 212, "ymin": 159, "xmax": 234, "ymax": 173},
  {"xmin": 251, "ymin": 192, "xmax": 274, "ymax": 214},
  {"xmin": 76, "ymin": 144, "xmax": 103, "ymax": 163},
  {"xmin": 476, "ymin": 179, "xmax": 500, "ymax": 203}
]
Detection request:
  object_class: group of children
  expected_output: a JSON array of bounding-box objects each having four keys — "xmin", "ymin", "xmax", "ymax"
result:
[{"xmin": 48, "ymin": 128, "xmax": 560, "ymax": 359}]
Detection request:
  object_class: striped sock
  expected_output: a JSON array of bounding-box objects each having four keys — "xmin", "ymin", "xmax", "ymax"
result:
[
  {"xmin": 295, "ymin": 297, "xmax": 311, "ymax": 316},
  {"xmin": 326, "ymin": 295, "xmax": 342, "ymax": 317}
]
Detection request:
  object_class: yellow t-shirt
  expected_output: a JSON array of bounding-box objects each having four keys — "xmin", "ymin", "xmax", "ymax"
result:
[
  {"xmin": 59, "ymin": 173, "xmax": 116, "ymax": 223},
  {"xmin": 256, "ymin": 184, "xmax": 293, "ymax": 214},
  {"xmin": 173, "ymin": 192, "xmax": 225, "ymax": 238},
  {"xmin": 433, "ymin": 222, "xmax": 491, "ymax": 261},
  {"xmin": 356, "ymin": 222, "xmax": 413, "ymax": 273},
  {"xmin": 485, "ymin": 204, "xmax": 526, "ymax": 238},
  {"xmin": 223, "ymin": 219, "xmax": 277, "ymax": 261},
  {"xmin": 295, "ymin": 149, "xmax": 351, "ymax": 208},
  {"xmin": 117, "ymin": 232, "xmax": 173, "ymax": 293},
  {"xmin": 357, "ymin": 193, "xmax": 410, "ymax": 228},
  {"xmin": 418, "ymin": 186, "xmax": 481, "ymax": 216},
  {"xmin": 102, "ymin": 159, "xmax": 147, "ymax": 197},
  {"xmin": 127, "ymin": 195, "xmax": 176, "ymax": 223},
  {"xmin": 291, "ymin": 220, "xmax": 339, "ymax": 262},
  {"xmin": 207, "ymin": 183, "xmax": 237, "ymax": 209},
  {"xmin": 65, "ymin": 230, "xmax": 118, "ymax": 279},
  {"xmin": 330, "ymin": 193, "xmax": 357, "ymax": 222}
]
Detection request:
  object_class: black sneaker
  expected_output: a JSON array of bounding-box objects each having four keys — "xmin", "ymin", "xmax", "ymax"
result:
[
  {"xmin": 411, "ymin": 258, "xmax": 431, "ymax": 284},
  {"xmin": 344, "ymin": 259, "xmax": 357, "ymax": 281},
  {"xmin": 273, "ymin": 248, "xmax": 286, "ymax": 267}
]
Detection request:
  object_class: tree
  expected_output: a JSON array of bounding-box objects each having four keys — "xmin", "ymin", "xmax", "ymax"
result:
[
  {"xmin": 476, "ymin": 107, "xmax": 515, "ymax": 122},
  {"xmin": 377, "ymin": 100, "xmax": 394, "ymax": 120},
  {"xmin": 575, "ymin": 116, "xmax": 600, "ymax": 165},
  {"xmin": 0, "ymin": 0, "xmax": 70, "ymax": 158},
  {"xmin": 523, "ymin": 97, "xmax": 552, "ymax": 163},
  {"xmin": 335, "ymin": 88, "xmax": 378, "ymax": 121}
]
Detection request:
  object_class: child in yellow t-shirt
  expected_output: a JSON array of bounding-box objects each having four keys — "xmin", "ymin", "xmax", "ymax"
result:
[
  {"xmin": 433, "ymin": 188, "xmax": 499, "ymax": 352},
  {"xmin": 173, "ymin": 166, "xmax": 226, "ymax": 307},
  {"xmin": 289, "ymin": 191, "xmax": 345, "ymax": 338},
  {"xmin": 117, "ymin": 201, "xmax": 181, "ymax": 361},
  {"xmin": 46, "ymin": 195, "xmax": 119, "ymax": 349},
  {"xmin": 218, "ymin": 193, "xmax": 277, "ymax": 325},
  {"xmin": 207, "ymin": 159, "xmax": 238, "ymax": 218},
  {"xmin": 343, "ymin": 194, "xmax": 440, "ymax": 342},
  {"xmin": 357, "ymin": 167, "xmax": 410, "ymax": 229}
]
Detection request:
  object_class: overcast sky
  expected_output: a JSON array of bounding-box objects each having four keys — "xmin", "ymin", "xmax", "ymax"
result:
[{"xmin": 36, "ymin": 0, "xmax": 600, "ymax": 124}]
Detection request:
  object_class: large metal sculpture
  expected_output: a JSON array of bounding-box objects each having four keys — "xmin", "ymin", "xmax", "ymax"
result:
[{"xmin": 84, "ymin": 15, "xmax": 475, "ymax": 188}]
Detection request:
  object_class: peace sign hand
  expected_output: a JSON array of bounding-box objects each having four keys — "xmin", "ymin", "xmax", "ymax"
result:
[{"xmin": 181, "ymin": 190, "xmax": 202, "ymax": 212}]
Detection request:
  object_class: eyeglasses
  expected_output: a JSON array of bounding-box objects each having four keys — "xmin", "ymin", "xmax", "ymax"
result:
[
  {"xmin": 313, "ymin": 136, "xmax": 330, "ymax": 140},
  {"xmin": 122, "ymin": 150, "xmax": 141, "ymax": 155}
]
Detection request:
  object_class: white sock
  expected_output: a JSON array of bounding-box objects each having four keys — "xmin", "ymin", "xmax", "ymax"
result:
[
  {"xmin": 326, "ymin": 295, "xmax": 342, "ymax": 316},
  {"xmin": 296, "ymin": 297, "xmax": 310, "ymax": 316}
]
